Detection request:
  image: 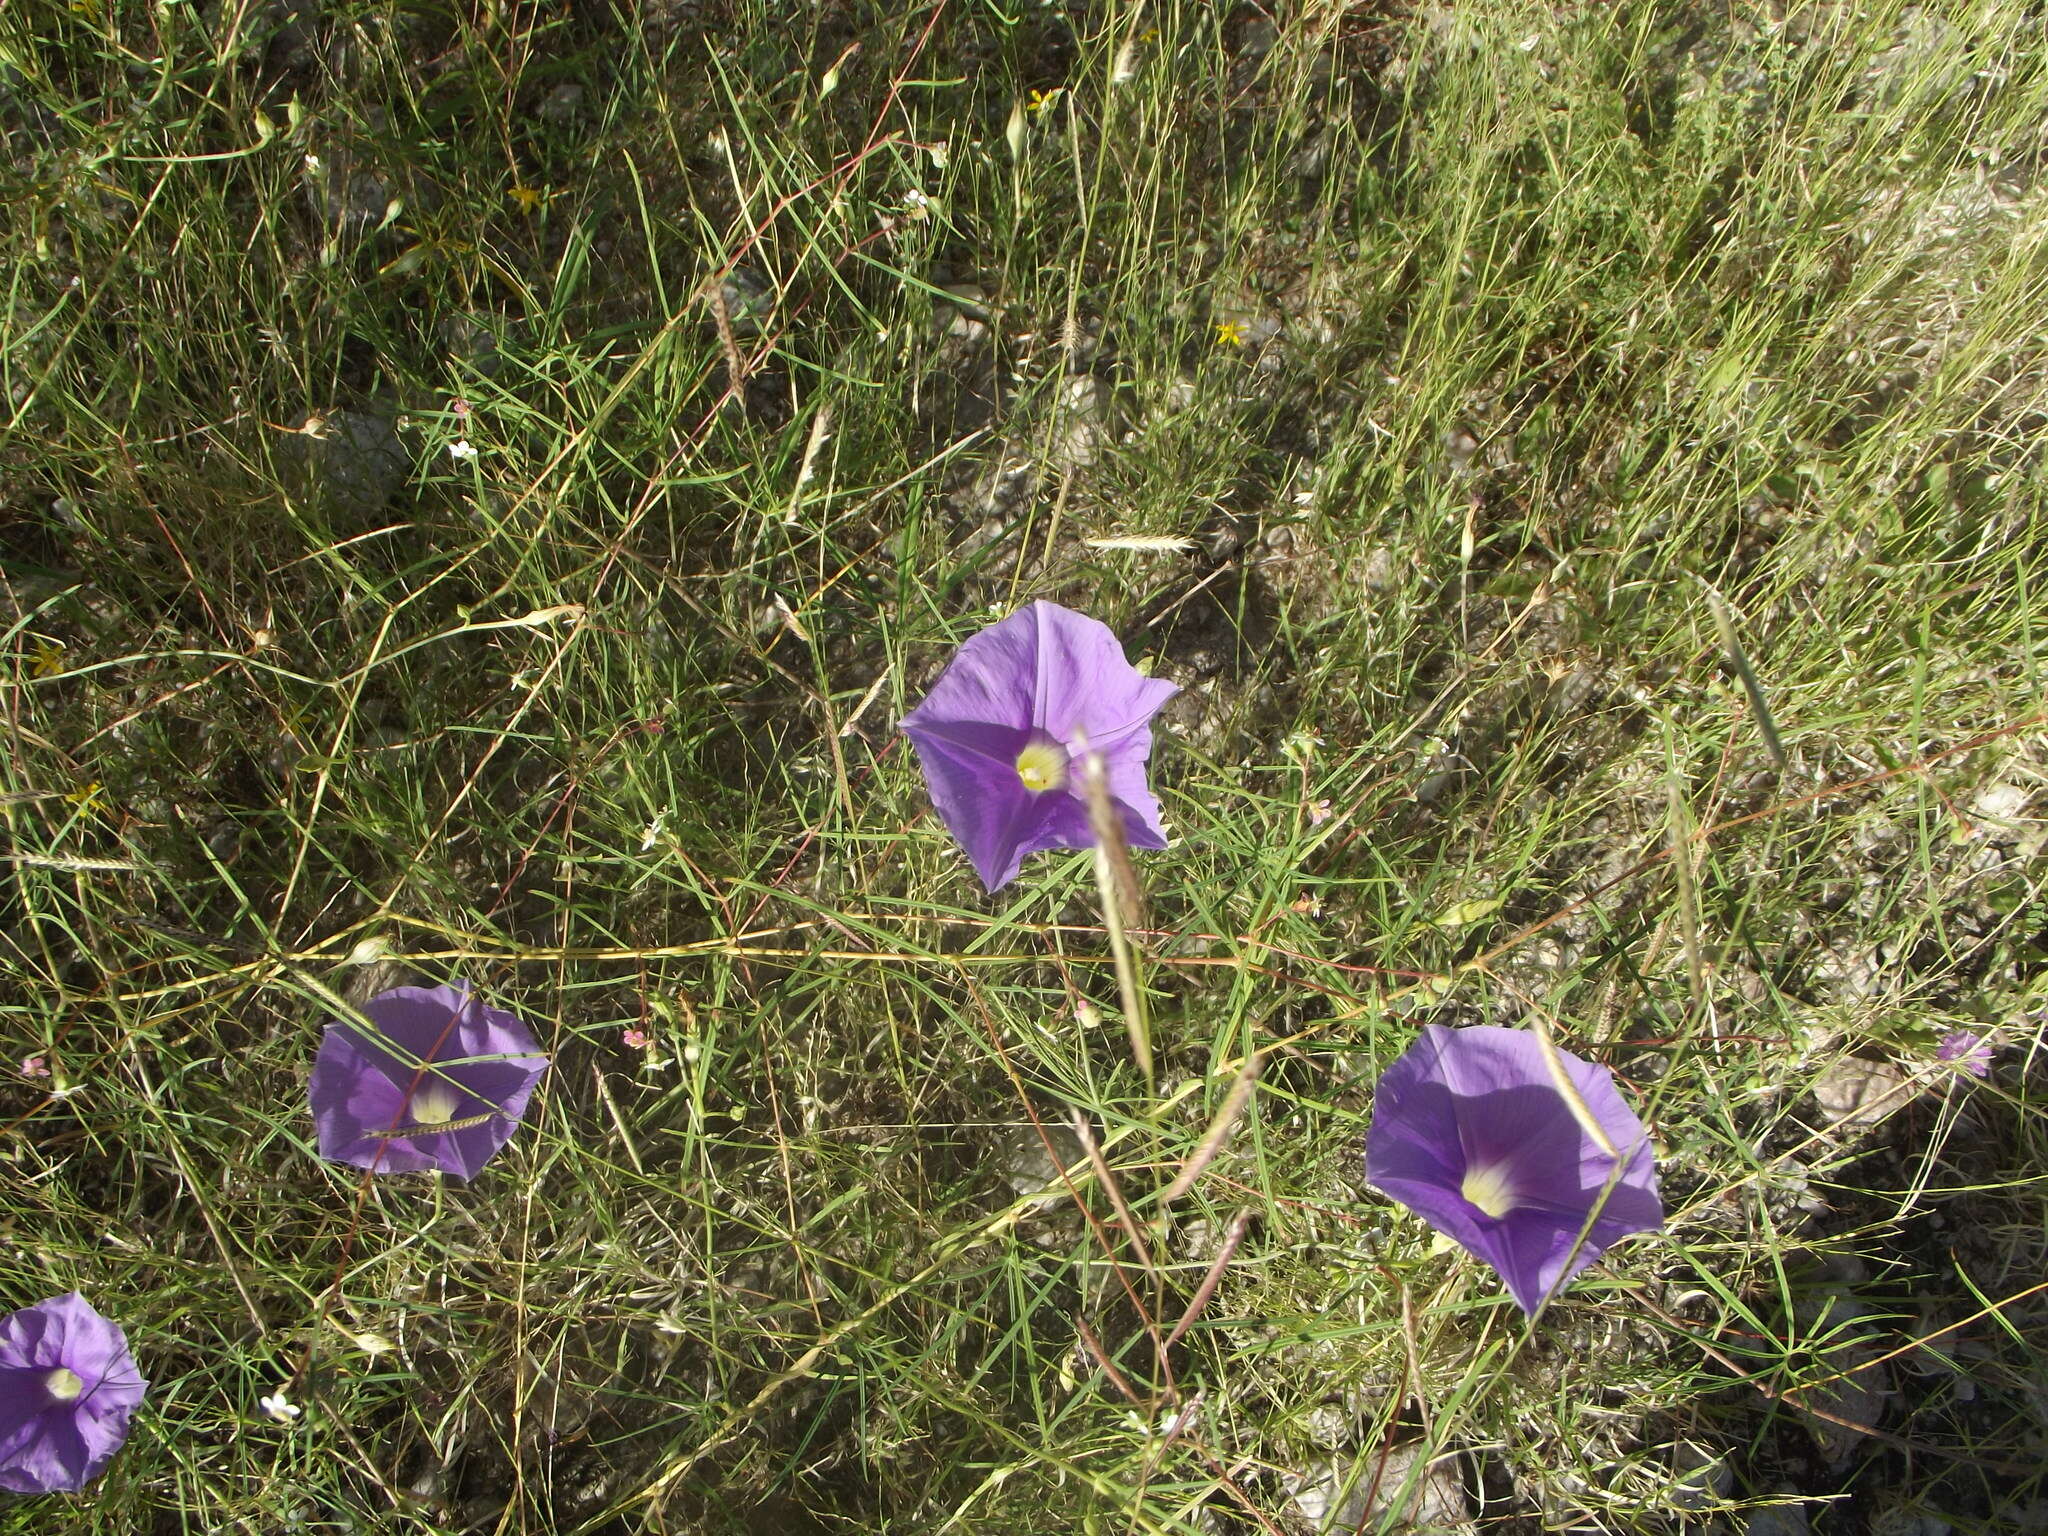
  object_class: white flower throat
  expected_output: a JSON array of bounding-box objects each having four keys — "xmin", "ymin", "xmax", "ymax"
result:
[
  {"xmin": 408, "ymin": 1082, "xmax": 463, "ymax": 1126},
  {"xmin": 45, "ymin": 1367, "xmax": 84, "ymax": 1402},
  {"xmin": 1460, "ymin": 1162, "xmax": 1519, "ymax": 1218},
  {"xmin": 364, "ymin": 1078, "xmax": 498, "ymax": 1141},
  {"xmin": 1014, "ymin": 740, "xmax": 1068, "ymax": 793}
]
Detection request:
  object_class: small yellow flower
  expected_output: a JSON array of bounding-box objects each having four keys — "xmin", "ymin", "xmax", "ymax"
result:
[
  {"xmin": 1027, "ymin": 88, "xmax": 1060, "ymax": 115},
  {"xmin": 64, "ymin": 781, "xmax": 103, "ymax": 814},
  {"xmin": 1214, "ymin": 319, "xmax": 1247, "ymax": 346},
  {"xmin": 506, "ymin": 185, "xmax": 545, "ymax": 214},
  {"xmin": 29, "ymin": 640, "xmax": 64, "ymax": 678}
]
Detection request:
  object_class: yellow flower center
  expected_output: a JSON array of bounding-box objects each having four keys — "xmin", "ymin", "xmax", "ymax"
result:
[
  {"xmin": 1460, "ymin": 1162, "xmax": 1518, "ymax": 1218},
  {"xmin": 1014, "ymin": 740, "xmax": 1068, "ymax": 793},
  {"xmin": 408, "ymin": 1082, "xmax": 462, "ymax": 1126},
  {"xmin": 45, "ymin": 1367, "xmax": 84, "ymax": 1402}
]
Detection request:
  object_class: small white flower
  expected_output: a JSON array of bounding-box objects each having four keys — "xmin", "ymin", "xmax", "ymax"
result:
[
  {"xmin": 640, "ymin": 809, "xmax": 670, "ymax": 853},
  {"xmin": 1159, "ymin": 1393, "xmax": 1203, "ymax": 1440},
  {"xmin": 259, "ymin": 1389, "xmax": 302, "ymax": 1424},
  {"xmin": 448, "ymin": 438, "xmax": 478, "ymax": 462}
]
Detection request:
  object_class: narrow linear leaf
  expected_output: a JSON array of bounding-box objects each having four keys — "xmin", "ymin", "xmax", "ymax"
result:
[
  {"xmin": 1160, "ymin": 1054, "xmax": 1262, "ymax": 1207},
  {"xmin": 1704, "ymin": 583, "xmax": 1789, "ymax": 770}
]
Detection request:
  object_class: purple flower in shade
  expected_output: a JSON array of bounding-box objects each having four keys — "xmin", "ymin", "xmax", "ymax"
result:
[
  {"xmin": 899, "ymin": 601, "xmax": 1178, "ymax": 890},
  {"xmin": 1366, "ymin": 1024, "xmax": 1663, "ymax": 1315},
  {"xmin": 0, "ymin": 1292, "xmax": 147, "ymax": 1494},
  {"xmin": 1936, "ymin": 1028, "xmax": 1993, "ymax": 1079},
  {"xmin": 309, "ymin": 981, "xmax": 548, "ymax": 1179}
]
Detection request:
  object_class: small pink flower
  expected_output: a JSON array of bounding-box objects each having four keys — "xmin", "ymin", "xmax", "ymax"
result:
[
  {"xmin": 1937, "ymin": 1029, "xmax": 1994, "ymax": 1079},
  {"xmin": 622, "ymin": 1029, "xmax": 651, "ymax": 1050},
  {"xmin": 18, "ymin": 1055, "xmax": 50, "ymax": 1079}
]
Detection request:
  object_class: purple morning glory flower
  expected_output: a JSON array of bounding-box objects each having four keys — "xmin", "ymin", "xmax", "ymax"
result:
[
  {"xmin": 899, "ymin": 601, "xmax": 1178, "ymax": 890},
  {"xmin": 1936, "ymin": 1028, "xmax": 1993, "ymax": 1078},
  {"xmin": 1366, "ymin": 1024, "xmax": 1663, "ymax": 1315},
  {"xmin": 0, "ymin": 1292, "xmax": 147, "ymax": 1495},
  {"xmin": 310, "ymin": 981, "xmax": 548, "ymax": 1179}
]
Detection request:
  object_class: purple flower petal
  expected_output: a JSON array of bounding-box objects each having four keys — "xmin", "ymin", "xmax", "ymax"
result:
[
  {"xmin": 1366, "ymin": 1024, "xmax": 1662, "ymax": 1315},
  {"xmin": 1024, "ymin": 601, "xmax": 1179, "ymax": 748},
  {"xmin": 309, "ymin": 981, "xmax": 549, "ymax": 1179},
  {"xmin": 0, "ymin": 1292, "xmax": 147, "ymax": 1494},
  {"xmin": 1090, "ymin": 731, "xmax": 1173, "ymax": 851},
  {"xmin": 900, "ymin": 602, "xmax": 1177, "ymax": 890},
  {"xmin": 900, "ymin": 615, "xmax": 1039, "ymax": 735},
  {"xmin": 1936, "ymin": 1029, "xmax": 1992, "ymax": 1078},
  {"xmin": 897, "ymin": 724, "xmax": 1048, "ymax": 890}
]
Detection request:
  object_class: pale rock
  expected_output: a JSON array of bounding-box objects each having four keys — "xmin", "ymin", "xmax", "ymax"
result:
[
  {"xmin": 306, "ymin": 163, "xmax": 394, "ymax": 242},
  {"xmin": 1360, "ymin": 545, "xmax": 1401, "ymax": 592},
  {"xmin": 539, "ymin": 83, "xmax": 584, "ymax": 124},
  {"xmin": 284, "ymin": 410, "xmax": 409, "ymax": 522},
  {"xmin": 1300, "ymin": 1402, "xmax": 1353, "ymax": 1449},
  {"xmin": 1810, "ymin": 944, "xmax": 1883, "ymax": 1001},
  {"xmin": 993, "ymin": 1122, "xmax": 1084, "ymax": 1207},
  {"xmin": 1800, "ymin": 1359, "xmax": 1888, "ymax": 1464},
  {"xmin": 1238, "ymin": 18, "xmax": 1279, "ymax": 57},
  {"xmin": 1970, "ymin": 781, "xmax": 2030, "ymax": 833},
  {"xmin": 1287, "ymin": 1443, "xmax": 1470, "ymax": 1532},
  {"xmin": 1667, "ymin": 1440, "xmax": 1734, "ymax": 1512},
  {"xmin": 1794, "ymin": 1292, "xmax": 1891, "ymax": 1463},
  {"xmin": 717, "ymin": 267, "xmax": 774, "ymax": 335},
  {"xmin": 1746, "ymin": 1501, "xmax": 1811, "ymax": 1536},
  {"xmin": 940, "ymin": 282, "xmax": 991, "ymax": 319},
  {"xmin": 1811, "ymin": 1057, "xmax": 1915, "ymax": 1129},
  {"xmin": 1047, "ymin": 375, "xmax": 1111, "ymax": 470}
]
